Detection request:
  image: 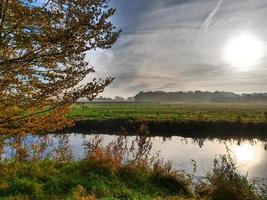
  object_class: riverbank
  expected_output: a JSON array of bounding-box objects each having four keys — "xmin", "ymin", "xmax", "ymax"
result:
[
  {"xmin": 66, "ymin": 103, "xmax": 267, "ymax": 138},
  {"xmin": 0, "ymin": 159, "xmax": 191, "ymax": 199},
  {"xmin": 69, "ymin": 119, "xmax": 267, "ymax": 139},
  {"xmin": 0, "ymin": 155, "xmax": 265, "ymax": 199}
]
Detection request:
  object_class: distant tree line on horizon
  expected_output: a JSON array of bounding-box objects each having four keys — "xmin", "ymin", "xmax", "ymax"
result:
[{"xmin": 134, "ymin": 91, "xmax": 267, "ymax": 103}]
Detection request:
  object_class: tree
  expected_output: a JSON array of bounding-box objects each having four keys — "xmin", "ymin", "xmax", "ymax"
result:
[{"xmin": 0, "ymin": 0, "xmax": 120, "ymax": 136}]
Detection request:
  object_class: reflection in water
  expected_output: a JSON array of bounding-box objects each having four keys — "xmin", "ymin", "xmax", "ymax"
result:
[
  {"xmin": 233, "ymin": 143, "xmax": 256, "ymax": 163},
  {"xmin": 230, "ymin": 142, "xmax": 264, "ymax": 178},
  {"xmin": 0, "ymin": 133, "xmax": 267, "ymax": 182}
]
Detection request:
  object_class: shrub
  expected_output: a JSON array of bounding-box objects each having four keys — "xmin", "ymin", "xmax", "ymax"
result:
[
  {"xmin": 151, "ymin": 161, "xmax": 193, "ymax": 196},
  {"xmin": 197, "ymin": 155, "xmax": 262, "ymax": 200}
]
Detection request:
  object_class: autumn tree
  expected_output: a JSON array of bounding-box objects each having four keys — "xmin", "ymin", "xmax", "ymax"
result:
[{"xmin": 0, "ymin": 0, "xmax": 120, "ymax": 136}]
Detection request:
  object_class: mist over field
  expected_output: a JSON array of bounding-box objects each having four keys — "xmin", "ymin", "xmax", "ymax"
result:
[{"xmin": 133, "ymin": 91, "xmax": 267, "ymax": 103}]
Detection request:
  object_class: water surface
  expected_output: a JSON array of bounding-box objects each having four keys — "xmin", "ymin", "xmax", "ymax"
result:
[{"xmin": 3, "ymin": 133, "xmax": 266, "ymax": 182}]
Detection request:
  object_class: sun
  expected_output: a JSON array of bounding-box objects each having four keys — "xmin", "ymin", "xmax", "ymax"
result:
[{"xmin": 223, "ymin": 32, "xmax": 265, "ymax": 71}]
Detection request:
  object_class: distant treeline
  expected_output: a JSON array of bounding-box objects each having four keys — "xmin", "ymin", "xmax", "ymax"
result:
[{"xmin": 134, "ymin": 91, "xmax": 267, "ymax": 103}]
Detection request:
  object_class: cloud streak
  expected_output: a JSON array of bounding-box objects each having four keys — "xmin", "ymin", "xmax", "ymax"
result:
[{"xmin": 201, "ymin": 0, "xmax": 224, "ymax": 32}]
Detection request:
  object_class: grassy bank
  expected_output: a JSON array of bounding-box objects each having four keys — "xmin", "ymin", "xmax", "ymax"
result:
[
  {"xmin": 0, "ymin": 156, "xmax": 265, "ymax": 199},
  {"xmin": 69, "ymin": 103, "xmax": 267, "ymax": 123},
  {"xmin": 0, "ymin": 159, "xmax": 191, "ymax": 199},
  {"xmin": 66, "ymin": 103, "xmax": 267, "ymax": 137},
  {"xmin": 69, "ymin": 119, "xmax": 267, "ymax": 139}
]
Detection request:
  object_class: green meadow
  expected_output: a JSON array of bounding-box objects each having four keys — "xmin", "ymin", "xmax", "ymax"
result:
[{"xmin": 69, "ymin": 103, "xmax": 267, "ymax": 123}]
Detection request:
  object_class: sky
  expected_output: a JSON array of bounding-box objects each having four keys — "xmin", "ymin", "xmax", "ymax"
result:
[{"xmin": 84, "ymin": 0, "xmax": 267, "ymax": 97}]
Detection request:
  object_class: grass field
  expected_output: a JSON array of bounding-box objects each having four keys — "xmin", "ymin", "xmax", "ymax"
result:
[{"xmin": 69, "ymin": 103, "xmax": 267, "ymax": 123}]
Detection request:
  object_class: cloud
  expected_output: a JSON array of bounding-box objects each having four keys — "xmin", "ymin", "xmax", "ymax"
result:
[
  {"xmin": 83, "ymin": 0, "xmax": 267, "ymax": 97},
  {"xmin": 201, "ymin": 0, "xmax": 224, "ymax": 32}
]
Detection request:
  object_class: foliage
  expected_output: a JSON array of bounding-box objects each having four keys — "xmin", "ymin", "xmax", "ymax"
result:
[{"xmin": 0, "ymin": 0, "xmax": 120, "ymax": 136}]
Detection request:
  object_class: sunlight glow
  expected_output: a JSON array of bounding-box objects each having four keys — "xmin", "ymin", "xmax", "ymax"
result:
[
  {"xmin": 233, "ymin": 143, "xmax": 255, "ymax": 163},
  {"xmin": 223, "ymin": 32, "xmax": 265, "ymax": 71}
]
